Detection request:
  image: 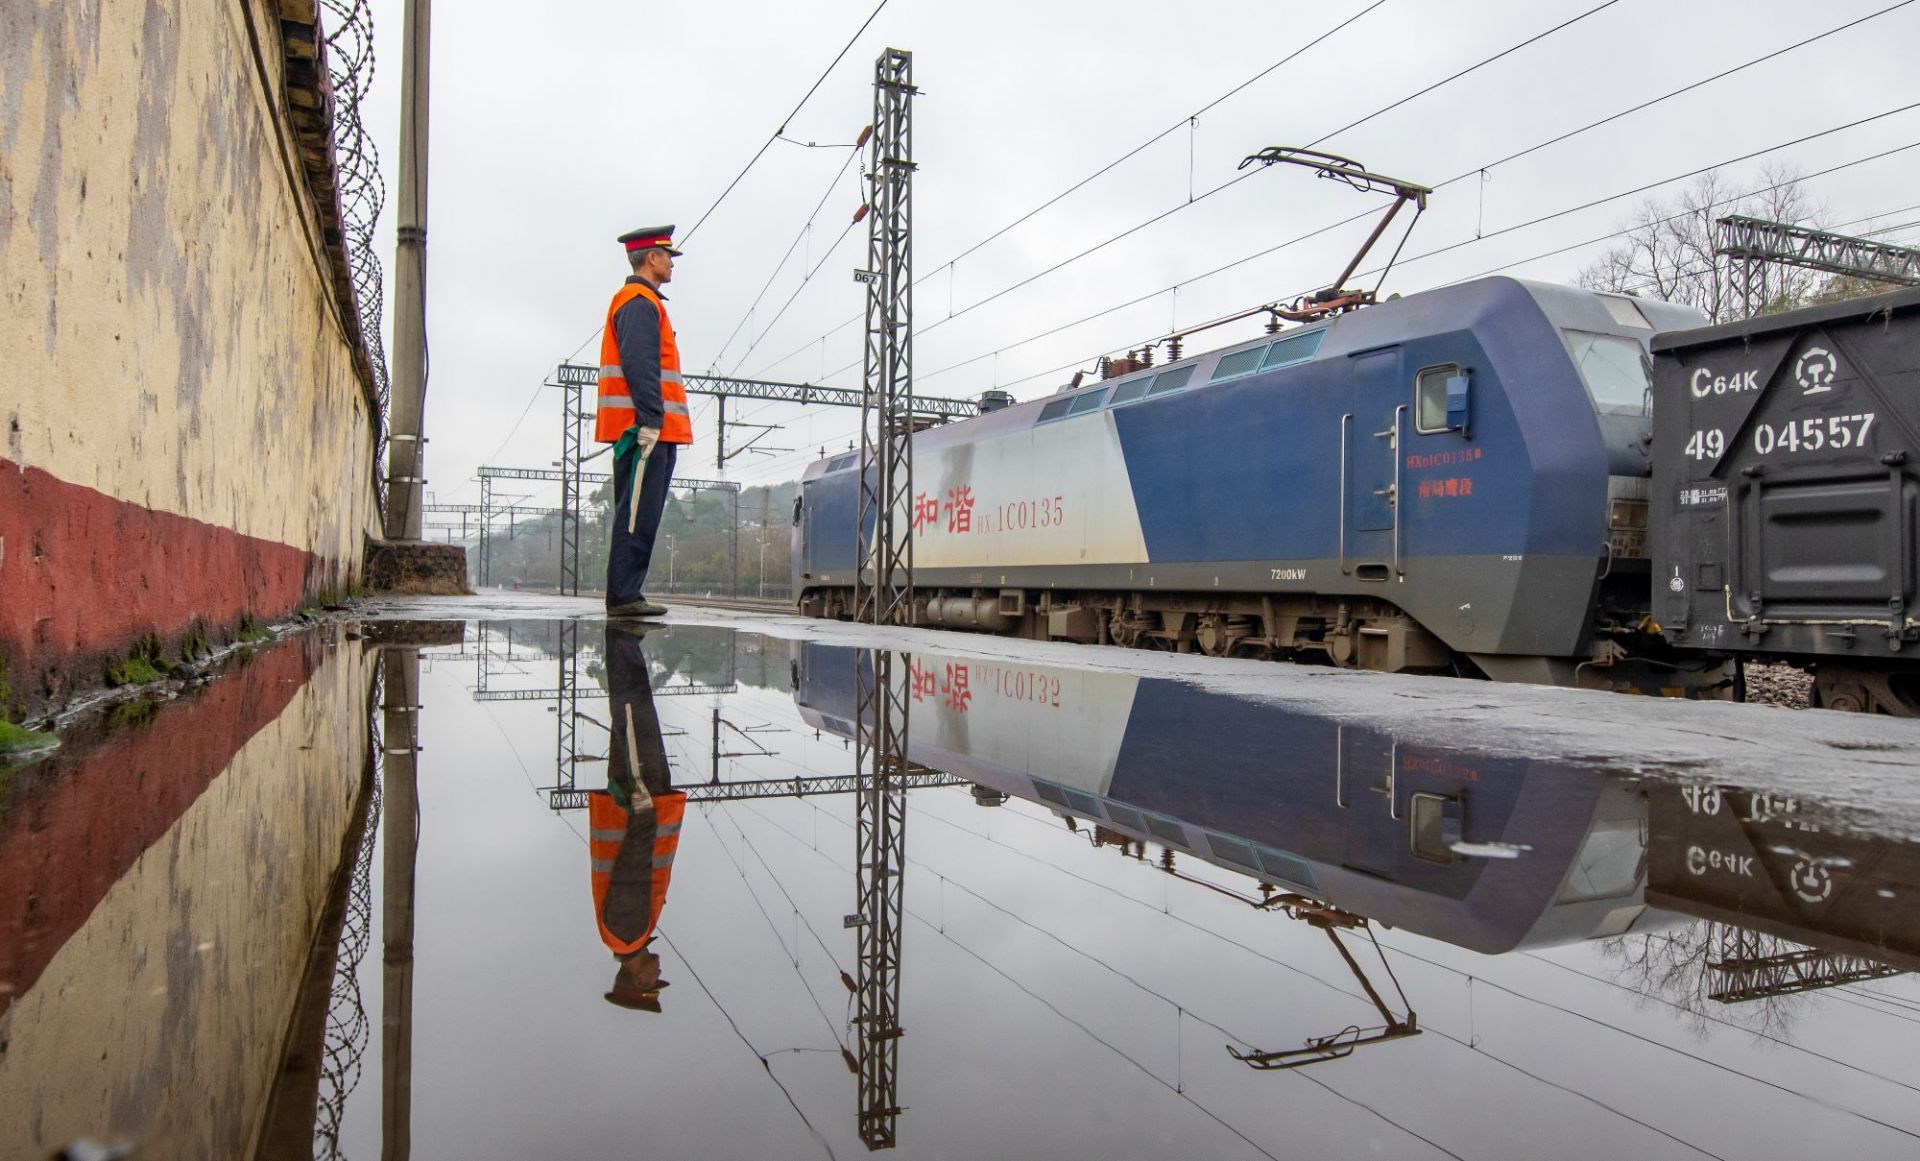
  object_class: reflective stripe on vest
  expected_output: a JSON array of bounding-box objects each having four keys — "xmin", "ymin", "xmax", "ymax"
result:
[
  {"xmin": 594, "ymin": 282, "xmax": 694, "ymax": 445},
  {"xmin": 586, "ymin": 790, "xmax": 688, "ymax": 956}
]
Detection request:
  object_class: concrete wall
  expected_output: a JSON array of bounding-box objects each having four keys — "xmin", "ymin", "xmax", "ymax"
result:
[
  {"xmin": 0, "ymin": 0, "xmax": 382, "ymax": 708},
  {"xmin": 0, "ymin": 628, "xmax": 372, "ymax": 1160}
]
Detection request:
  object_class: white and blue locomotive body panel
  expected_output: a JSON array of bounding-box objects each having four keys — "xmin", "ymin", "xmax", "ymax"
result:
[
  {"xmin": 796, "ymin": 277, "xmax": 1694, "ymax": 661},
  {"xmin": 912, "ymin": 411, "xmax": 1151, "ymax": 569}
]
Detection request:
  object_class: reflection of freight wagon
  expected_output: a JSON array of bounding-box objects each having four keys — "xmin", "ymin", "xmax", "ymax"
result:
[
  {"xmin": 793, "ymin": 279, "xmax": 1920, "ymax": 711},
  {"xmin": 792, "ymin": 641, "xmax": 1665, "ymax": 953},
  {"xmin": 1652, "ymin": 288, "xmax": 1920, "ymax": 711},
  {"xmin": 1645, "ymin": 783, "xmax": 1920, "ymax": 984}
]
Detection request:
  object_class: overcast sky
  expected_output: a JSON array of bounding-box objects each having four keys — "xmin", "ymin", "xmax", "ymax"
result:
[{"xmin": 351, "ymin": 0, "xmax": 1920, "ymax": 516}]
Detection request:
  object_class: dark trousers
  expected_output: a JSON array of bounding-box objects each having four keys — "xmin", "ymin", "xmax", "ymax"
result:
[
  {"xmin": 603, "ymin": 624, "xmax": 673, "ymax": 942},
  {"xmin": 608, "ymin": 440, "xmax": 677, "ymax": 606}
]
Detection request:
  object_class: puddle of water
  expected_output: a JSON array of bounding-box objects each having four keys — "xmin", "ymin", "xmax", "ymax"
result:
[{"xmin": 1, "ymin": 619, "xmax": 1917, "ymax": 1161}]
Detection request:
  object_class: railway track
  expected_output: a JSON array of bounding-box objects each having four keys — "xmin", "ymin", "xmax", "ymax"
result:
[{"xmin": 658, "ymin": 593, "xmax": 797, "ymax": 615}]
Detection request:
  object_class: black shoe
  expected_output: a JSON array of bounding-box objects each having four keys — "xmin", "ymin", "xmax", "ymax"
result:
[{"xmin": 608, "ymin": 597, "xmax": 668, "ymax": 618}]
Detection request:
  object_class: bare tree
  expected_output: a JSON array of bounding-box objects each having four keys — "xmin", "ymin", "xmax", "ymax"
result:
[{"xmin": 1578, "ymin": 167, "xmax": 1826, "ymax": 323}]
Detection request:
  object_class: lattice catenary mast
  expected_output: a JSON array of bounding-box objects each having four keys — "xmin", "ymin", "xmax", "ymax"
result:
[
  {"xmin": 850, "ymin": 46, "xmax": 917, "ymax": 1153},
  {"xmin": 1716, "ymin": 214, "xmax": 1920, "ymax": 321}
]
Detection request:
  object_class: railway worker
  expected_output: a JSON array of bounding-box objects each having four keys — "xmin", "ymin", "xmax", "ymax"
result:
[
  {"xmin": 597, "ymin": 225, "xmax": 694, "ymax": 619},
  {"xmin": 589, "ymin": 622, "xmax": 688, "ymax": 1011}
]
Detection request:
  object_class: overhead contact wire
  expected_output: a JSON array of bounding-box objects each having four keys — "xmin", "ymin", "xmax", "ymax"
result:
[
  {"xmin": 937, "ymin": 0, "xmax": 1396, "ymax": 273},
  {"xmin": 953, "ymin": 106, "xmax": 1920, "ymax": 395},
  {"xmin": 801, "ymin": 0, "xmax": 1648, "ymax": 383},
  {"xmin": 904, "ymin": 3, "xmax": 1916, "ymax": 393},
  {"xmin": 681, "ymin": 0, "xmax": 893, "ymax": 245},
  {"xmin": 746, "ymin": 0, "xmax": 1400, "ymax": 378},
  {"xmin": 710, "ymin": 147, "xmax": 865, "ymax": 373},
  {"xmin": 1302, "ymin": 0, "xmax": 1623, "ymax": 149}
]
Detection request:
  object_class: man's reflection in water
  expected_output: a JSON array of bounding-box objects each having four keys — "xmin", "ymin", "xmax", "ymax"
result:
[{"xmin": 589, "ymin": 623, "xmax": 687, "ymax": 1013}]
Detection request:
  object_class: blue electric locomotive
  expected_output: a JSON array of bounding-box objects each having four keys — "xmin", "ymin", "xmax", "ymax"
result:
[{"xmin": 795, "ymin": 276, "xmax": 1703, "ymax": 685}]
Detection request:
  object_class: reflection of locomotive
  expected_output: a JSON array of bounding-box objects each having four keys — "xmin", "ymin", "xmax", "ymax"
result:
[
  {"xmin": 792, "ymin": 641, "xmax": 1663, "ymax": 953},
  {"xmin": 793, "ymin": 282, "xmax": 1920, "ymax": 708}
]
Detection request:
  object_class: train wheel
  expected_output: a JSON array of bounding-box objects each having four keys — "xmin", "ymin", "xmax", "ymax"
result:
[
  {"xmin": 1195, "ymin": 614, "xmax": 1230, "ymax": 657},
  {"xmin": 1109, "ymin": 610, "xmax": 1151, "ymax": 650},
  {"xmin": 1811, "ymin": 663, "xmax": 1920, "ymax": 716}
]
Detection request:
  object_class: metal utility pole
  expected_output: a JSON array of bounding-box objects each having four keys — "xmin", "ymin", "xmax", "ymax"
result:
[
  {"xmin": 382, "ymin": 0, "xmax": 431, "ymax": 540},
  {"xmin": 1716, "ymin": 214, "xmax": 1920, "ymax": 320},
  {"xmin": 556, "ymin": 374, "xmax": 587, "ymax": 594},
  {"xmin": 477, "ymin": 474, "xmax": 494, "ymax": 585},
  {"xmin": 855, "ymin": 48, "xmax": 918, "ymax": 626},
  {"xmin": 849, "ymin": 48, "xmax": 917, "ymax": 1153}
]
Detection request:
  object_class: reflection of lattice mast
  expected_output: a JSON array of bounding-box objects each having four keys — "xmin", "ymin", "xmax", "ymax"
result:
[
  {"xmin": 381, "ymin": 647, "xmax": 423, "ymax": 1157},
  {"xmin": 852, "ymin": 650, "xmax": 909, "ymax": 1149},
  {"xmin": 1706, "ymin": 924, "xmax": 1902, "ymax": 1002},
  {"xmin": 554, "ymin": 620, "xmax": 580, "ymax": 797},
  {"xmin": 855, "ymin": 48, "xmax": 917, "ymax": 625}
]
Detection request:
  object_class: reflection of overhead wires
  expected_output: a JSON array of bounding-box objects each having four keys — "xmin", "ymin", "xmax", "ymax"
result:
[
  {"xmin": 708, "ymin": 805, "xmax": 854, "ymax": 1052},
  {"xmin": 907, "ymin": 799, "xmax": 1917, "ymax": 1148},
  {"xmin": 1520, "ymin": 949, "xmax": 1920, "ymax": 1096},
  {"xmin": 653, "ymin": 928, "xmax": 842, "ymax": 1161},
  {"xmin": 742, "ymin": 797, "xmax": 1464, "ymax": 1161}
]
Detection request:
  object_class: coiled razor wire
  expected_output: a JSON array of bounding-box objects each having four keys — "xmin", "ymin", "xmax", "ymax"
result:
[
  {"xmin": 319, "ymin": 0, "xmax": 393, "ymax": 506},
  {"xmin": 313, "ymin": 670, "xmax": 384, "ymax": 1160}
]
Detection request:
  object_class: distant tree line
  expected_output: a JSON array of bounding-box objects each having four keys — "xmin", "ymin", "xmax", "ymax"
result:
[{"xmin": 468, "ymin": 479, "xmax": 800, "ymax": 595}]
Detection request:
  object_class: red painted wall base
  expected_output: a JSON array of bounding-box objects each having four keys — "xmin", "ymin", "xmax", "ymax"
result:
[{"xmin": 0, "ymin": 460, "xmax": 331, "ymax": 710}]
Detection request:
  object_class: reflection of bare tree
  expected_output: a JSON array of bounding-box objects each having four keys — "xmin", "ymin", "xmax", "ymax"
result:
[{"xmin": 1601, "ymin": 923, "xmax": 1806, "ymax": 1041}]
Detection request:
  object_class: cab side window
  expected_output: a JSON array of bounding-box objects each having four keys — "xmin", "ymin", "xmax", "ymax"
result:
[{"xmin": 1415, "ymin": 364, "xmax": 1462, "ymax": 434}]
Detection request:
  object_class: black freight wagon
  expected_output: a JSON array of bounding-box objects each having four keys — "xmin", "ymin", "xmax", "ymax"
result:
[{"xmin": 1651, "ymin": 287, "xmax": 1920, "ymax": 712}]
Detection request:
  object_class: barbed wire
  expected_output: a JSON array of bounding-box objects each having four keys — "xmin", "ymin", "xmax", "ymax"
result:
[
  {"xmin": 313, "ymin": 669, "xmax": 385, "ymax": 1160},
  {"xmin": 320, "ymin": 0, "xmax": 392, "ymax": 504}
]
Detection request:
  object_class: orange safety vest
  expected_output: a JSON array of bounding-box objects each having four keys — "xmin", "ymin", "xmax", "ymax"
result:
[
  {"xmin": 588, "ymin": 789, "xmax": 687, "ymax": 956},
  {"xmin": 595, "ymin": 281, "xmax": 693, "ymax": 445}
]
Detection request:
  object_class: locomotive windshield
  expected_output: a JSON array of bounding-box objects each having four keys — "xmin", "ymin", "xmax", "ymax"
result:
[{"xmin": 1562, "ymin": 330, "xmax": 1653, "ymax": 410}]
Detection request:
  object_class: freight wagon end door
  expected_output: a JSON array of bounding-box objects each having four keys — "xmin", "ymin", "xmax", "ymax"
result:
[
  {"xmin": 1347, "ymin": 347, "xmax": 1405, "ymax": 574},
  {"xmin": 1653, "ymin": 289, "xmax": 1920, "ymax": 659}
]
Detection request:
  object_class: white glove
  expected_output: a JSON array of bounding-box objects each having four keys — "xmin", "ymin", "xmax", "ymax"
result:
[{"xmin": 635, "ymin": 425, "xmax": 661, "ymax": 459}]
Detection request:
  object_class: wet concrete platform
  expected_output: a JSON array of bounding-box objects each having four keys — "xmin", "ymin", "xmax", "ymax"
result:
[{"xmin": 3, "ymin": 596, "xmax": 1919, "ymax": 1159}]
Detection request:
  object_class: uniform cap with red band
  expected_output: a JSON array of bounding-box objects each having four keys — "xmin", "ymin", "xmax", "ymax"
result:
[{"xmin": 618, "ymin": 225, "xmax": 682, "ymax": 257}]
